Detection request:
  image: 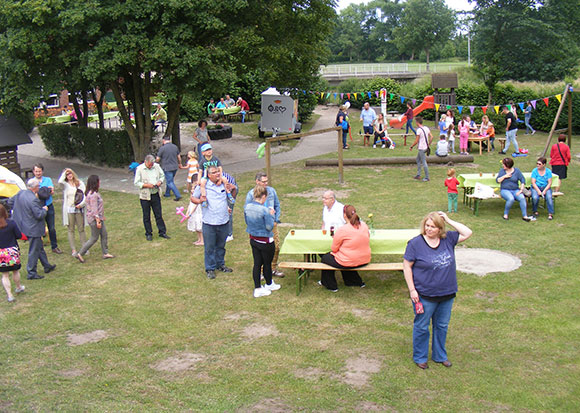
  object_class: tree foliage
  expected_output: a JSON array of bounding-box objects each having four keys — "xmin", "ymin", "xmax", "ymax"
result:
[
  {"xmin": 0, "ymin": 0, "xmax": 336, "ymax": 160},
  {"xmin": 471, "ymin": 0, "xmax": 580, "ymax": 103}
]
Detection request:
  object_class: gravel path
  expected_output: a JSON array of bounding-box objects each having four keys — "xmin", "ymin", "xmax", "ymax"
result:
[{"xmin": 18, "ymin": 105, "xmax": 341, "ymax": 194}]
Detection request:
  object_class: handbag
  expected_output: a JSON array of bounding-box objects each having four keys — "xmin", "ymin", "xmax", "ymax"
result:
[
  {"xmin": 0, "ymin": 246, "xmax": 20, "ymax": 267},
  {"xmin": 74, "ymin": 188, "xmax": 85, "ymax": 206}
]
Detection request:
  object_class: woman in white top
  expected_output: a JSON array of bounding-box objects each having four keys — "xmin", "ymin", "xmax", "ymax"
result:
[{"xmin": 58, "ymin": 168, "xmax": 87, "ymax": 256}]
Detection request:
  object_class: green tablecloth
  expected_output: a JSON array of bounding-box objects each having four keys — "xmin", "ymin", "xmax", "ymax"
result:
[
  {"xmin": 87, "ymin": 111, "xmax": 119, "ymax": 123},
  {"xmin": 458, "ymin": 173, "xmax": 559, "ymax": 189},
  {"xmin": 279, "ymin": 229, "xmax": 419, "ymax": 255},
  {"xmin": 215, "ymin": 106, "xmax": 241, "ymax": 115},
  {"xmin": 47, "ymin": 114, "xmax": 72, "ymax": 123}
]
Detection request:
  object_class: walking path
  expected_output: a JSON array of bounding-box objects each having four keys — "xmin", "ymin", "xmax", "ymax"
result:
[{"xmin": 18, "ymin": 105, "xmax": 340, "ymax": 194}]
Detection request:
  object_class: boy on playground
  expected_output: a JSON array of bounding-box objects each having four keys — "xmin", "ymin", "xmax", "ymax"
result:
[{"xmin": 444, "ymin": 168, "xmax": 460, "ymax": 213}]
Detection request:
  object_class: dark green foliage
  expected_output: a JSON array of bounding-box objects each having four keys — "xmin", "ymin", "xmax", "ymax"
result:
[
  {"xmin": 39, "ymin": 125, "xmax": 134, "ymax": 167},
  {"xmin": 179, "ymin": 96, "xmax": 206, "ymax": 123}
]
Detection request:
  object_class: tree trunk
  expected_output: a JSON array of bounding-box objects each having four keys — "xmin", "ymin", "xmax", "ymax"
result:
[
  {"xmin": 165, "ymin": 96, "xmax": 183, "ymax": 150},
  {"xmin": 111, "ymin": 81, "xmax": 143, "ymax": 161},
  {"xmin": 91, "ymin": 88, "xmax": 105, "ymax": 129}
]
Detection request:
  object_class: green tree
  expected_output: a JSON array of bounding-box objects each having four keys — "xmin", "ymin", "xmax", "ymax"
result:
[
  {"xmin": 392, "ymin": 0, "xmax": 455, "ymax": 69},
  {"xmin": 471, "ymin": 0, "xmax": 579, "ymax": 104}
]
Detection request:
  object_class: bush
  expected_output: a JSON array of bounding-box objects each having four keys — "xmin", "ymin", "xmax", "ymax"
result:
[
  {"xmin": 180, "ymin": 95, "xmax": 207, "ymax": 122},
  {"xmin": 39, "ymin": 125, "xmax": 134, "ymax": 167}
]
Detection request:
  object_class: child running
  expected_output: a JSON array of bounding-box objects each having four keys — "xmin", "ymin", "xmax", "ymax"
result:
[{"xmin": 444, "ymin": 168, "xmax": 460, "ymax": 213}]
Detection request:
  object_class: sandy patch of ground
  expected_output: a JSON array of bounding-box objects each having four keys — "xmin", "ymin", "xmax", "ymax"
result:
[
  {"xmin": 150, "ymin": 352, "xmax": 205, "ymax": 372},
  {"xmin": 224, "ymin": 311, "xmax": 251, "ymax": 322},
  {"xmin": 474, "ymin": 291, "xmax": 499, "ymax": 302},
  {"xmin": 59, "ymin": 369, "xmax": 86, "ymax": 378},
  {"xmin": 455, "ymin": 248, "xmax": 521, "ymax": 276},
  {"xmin": 239, "ymin": 398, "xmax": 292, "ymax": 412},
  {"xmin": 67, "ymin": 330, "xmax": 109, "ymax": 346},
  {"xmin": 355, "ymin": 401, "xmax": 396, "ymax": 412},
  {"xmin": 241, "ymin": 323, "xmax": 279, "ymax": 340},
  {"xmin": 341, "ymin": 355, "xmax": 382, "ymax": 388},
  {"xmin": 351, "ymin": 308, "xmax": 376, "ymax": 320},
  {"xmin": 286, "ymin": 187, "xmax": 352, "ymax": 202}
]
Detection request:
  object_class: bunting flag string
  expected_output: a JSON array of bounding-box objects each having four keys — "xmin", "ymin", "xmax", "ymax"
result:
[{"xmin": 302, "ymin": 87, "xmax": 565, "ymax": 114}]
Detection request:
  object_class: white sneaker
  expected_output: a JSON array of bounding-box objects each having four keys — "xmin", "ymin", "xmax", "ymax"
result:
[
  {"xmin": 226, "ymin": 235, "xmax": 234, "ymax": 242},
  {"xmin": 254, "ymin": 287, "xmax": 272, "ymax": 298},
  {"xmin": 381, "ymin": 144, "xmax": 386, "ymax": 148},
  {"xmin": 372, "ymin": 144, "xmax": 376, "ymax": 149},
  {"xmin": 264, "ymin": 281, "xmax": 281, "ymax": 291},
  {"xmin": 15, "ymin": 285, "xmax": 25, "ymax": 294}
]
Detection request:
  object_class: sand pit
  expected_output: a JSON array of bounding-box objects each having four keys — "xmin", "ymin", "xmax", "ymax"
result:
[
  {"xmin": 456, "ymin": 248, "xmax": 521, "ymax": 276},
  {"xmin": 67, "ymin": 330, "xmax": 109, "ymax": 346}
]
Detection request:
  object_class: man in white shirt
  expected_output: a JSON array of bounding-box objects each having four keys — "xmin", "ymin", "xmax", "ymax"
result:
[{"xmin": 321, "ymin": 190, "xmax": 346, "ymax": 231}]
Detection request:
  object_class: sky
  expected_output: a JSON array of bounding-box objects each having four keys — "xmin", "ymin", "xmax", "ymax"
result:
[{"xmin": 336, "ymin": 0, "xmax": 475, "ymax": 12}]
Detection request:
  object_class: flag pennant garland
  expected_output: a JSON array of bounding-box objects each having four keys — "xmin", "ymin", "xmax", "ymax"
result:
[
  {"xmin": 446, "ymin": 105, "xmax": 451, "ymax": 110},
  {"xmin": 494, "ymin": 105, "xmax": 500, "ymax": 114},
  {"xmin": 506, "ymin": 104, "xmax": 511, "ymax": 111},
  {"xmin": 375, "ymin": 91, "xmax": 379, "ymax": 98},
  {"xmin": 353, "ymin": 93, "xmax": 358, "ymax": 100},
  {"xmin": 368, "ymin": 92, "xmax": 372, "ymax": 99},
  {"xmin": 531, "ymin": 100, "xmax": 536, "ymax": 109},
  {"xmin": 400, "ymin": 96, "xmax": 405, "ymax": 103},
  {"xmin": 482, "ymin": 106, "xmax": 487, "ymax": 114},
  {"xmin": 326, "ymin": 92, "xmax": 330, "ymax": 99},
  {"xmin": 457, "ymin": 105, "xmax": 463, "ymax": 114},
  {"xmin": 469, "ymin": 106, "xmax": 475, "ymax": 114},
  {"xmin": 435, "ymin": 103, "xmax": 440, "ymax": 112},
  {"xmin": 556, "ymin": 94, "xmax": 562, "ymax": 103},
  {"xmin": 543, "ymin": 97, "xmax": 549, "ymax": 107},
  {"xmin": 334, "ymin": 93, "xmax": 337, "ymax": 100},
  {"xmin": 518, "ymin": 102, "xmax": 524, "ymax": 111},
  {"xmin": 340, "ymin": 93, "xmax": 344, "ymax": 100},
  {"xmin": 389, "ymin": 93, "xmax": 394, "ymax": 100},
  {"xmin": 347, "ymin": 93, "xmax": 350, "ymax": 100},
  {"xmin": 412, "ymin": 99, "xmax": 416, "ymax": 106}
]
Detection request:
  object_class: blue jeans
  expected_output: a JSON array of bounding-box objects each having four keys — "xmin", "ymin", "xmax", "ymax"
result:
[
  {"xmin": 532, "ymin": 186, "xmax": 554, "ymax": 214},
  {"xmin": 524, "ymin": 116, "xmax": 534, "ymax": 134},
  {"xmin": 504, "ymin": 129, "xmax": 519, "ymax": 153},
  {"xmin": 412, "ymin": 297, "xmax": 454, "ymax": 363},
  {"xmin": 240, "ymin": 110, "xmax": 246, "ymax": 123},
  {"xmin": 202, "ymin": 222, "xmax": 228, "ymax": 271},
  {"xmin": 500, "ymin": 189, "xmax": 528, "ymax": 217},
  {"xmin": 45, "ymin": 203, "xmax": 58, "ymax": 249},
  {"xmin": 406, "ymin": 119, "xmax": 416, "ymax": 135},
  {"xmin": 342, "ymin": 130, "xmax": 348, "ymax": 148},
  {"xmin": 163, "ymin": 170, "xmax": 181, "ymax": 199}
]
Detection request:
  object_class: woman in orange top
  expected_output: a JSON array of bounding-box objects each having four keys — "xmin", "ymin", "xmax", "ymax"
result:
[{"xmin": 319, "ymin": 205, "xmax": 371, "ymax": 292}]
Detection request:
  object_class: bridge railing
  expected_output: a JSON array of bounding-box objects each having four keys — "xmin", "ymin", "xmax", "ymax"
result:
[{"xmin": 320, "ymin": 62, "xmax": 467, "ymax": 76}]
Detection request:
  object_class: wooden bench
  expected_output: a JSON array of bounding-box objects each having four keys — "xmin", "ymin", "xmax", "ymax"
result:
[{"xmin": 278, "ymin": 261, "xmax": 404, "ymax": 295}]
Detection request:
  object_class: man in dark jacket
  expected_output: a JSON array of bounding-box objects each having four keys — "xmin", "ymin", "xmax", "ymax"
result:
[{"xmin": 7, "ymin": 179, "xmax": 56, "ymax": 279}]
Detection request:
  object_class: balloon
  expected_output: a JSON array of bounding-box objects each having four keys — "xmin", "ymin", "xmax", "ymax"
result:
[
  {"xmin": 344, "ymin": 101, "xmax": 351, "ymax": 109},
  {"xmin": 256, "ymin": 142, "xmax": 266, "ymax": 158}
]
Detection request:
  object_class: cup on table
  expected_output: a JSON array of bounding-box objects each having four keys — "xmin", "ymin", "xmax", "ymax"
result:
[
  {"xmin": 322, "ymin": 229, "xmax": 327, "ymax": 235},
  {"xmin": 290, "ymin": 230, "xmax": 295, "ymax": 236},
  {"xmin": 479, "ymin": 172, "xmax": 483, "ymax": 177}
]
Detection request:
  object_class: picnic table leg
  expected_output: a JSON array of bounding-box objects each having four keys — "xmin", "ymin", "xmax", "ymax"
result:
[
  {"xmin": 474, "ymin": 199, "xmax": 479, "ymax": 216},
  {"xmin": 297, "ymin": 269, "xmax": 308, "ymax": 296}
]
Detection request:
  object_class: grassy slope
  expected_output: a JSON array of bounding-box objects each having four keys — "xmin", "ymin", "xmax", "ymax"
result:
[{"xmin": 0, "ymin": 125, "xmax": 578, "ymax": 411}]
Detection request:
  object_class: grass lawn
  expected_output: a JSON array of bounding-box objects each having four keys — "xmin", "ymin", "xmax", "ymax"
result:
[{"xmin": 0, "ymin": 127, "xmax": 578, "ymax": 411}]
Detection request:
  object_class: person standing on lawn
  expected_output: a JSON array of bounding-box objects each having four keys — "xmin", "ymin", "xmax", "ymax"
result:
[
  {"xmin": 156, "ymin": 137, "xmax": 182, "ymax": 202},
  {"xmin": 134, "ymin": 155, "xmax": 170, "ymax": 241},
  {"xmin": 359, "ymin": 102, "xmax": 376, "ymax": 148},
  {"xmin": 245, "ymin": 172, "xmax": 284, "ymax": 278},
  {"xmin": 524, "ymin": 101, "xmax": 536, "ymax": 135},
  {"xmin": 191, "ymin": 166, "xmax": 233, "ymax": 280},
  {"xmin": 32, "ymin": 163, "xmax": 62, "ymax": 254},
  {"xmin": 549, "ymin": 134, "xmax": 571, "ymax": 192},
  {"xmin": 403, "ymin": 211, "xmax": 472, "ymax": 369},
  {"xmin": 409, "ymin": 116, "xmax": 433, "ymax": 182},
  {"xmin": 500, "ymin": 105, "xmax": 520, "ymax": 155},
  {"xmin": 7, "ymin": 179, "xmax": 56, "ymax": 280}
]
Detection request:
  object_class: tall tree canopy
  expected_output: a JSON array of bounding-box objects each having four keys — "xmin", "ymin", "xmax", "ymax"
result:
[
  {"xmin": 0, "ymin": 0, "xmax": 336, "ymax": 160},
  {"xmin": 471, "ymin": 0, "xmax": 580, "ymax": 103}
]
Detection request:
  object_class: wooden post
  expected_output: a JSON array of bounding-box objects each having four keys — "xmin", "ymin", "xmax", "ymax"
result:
[
  {"xmin": 338, "ymin": 129, "xmax": 344, "ymax": 184},
  {"xmin": 265, "ymin": 140, "xmax": 271, "ymax": 186},
  {"xmin": 541, "ymin": 84, "xmax": 571, "ymax": 158},
  {"xmin": 568, "ymin": 90, "xmax": 573, "ymax": 149}
]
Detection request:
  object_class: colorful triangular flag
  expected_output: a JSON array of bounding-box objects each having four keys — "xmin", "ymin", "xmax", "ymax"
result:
[
  {"xmin": 326, "ymin": 92, "xmax": 330, "ymax": 99},
  {"xmin": 353, "ymin": 93, "xmax": 358, "ymax": 100},
  {"xmin": 375, "ymin": 91, "xmax": 379, "ymax": 98},
  {"xmin": 446, "ymin": 105, "xmax": 451, "ymax": 110},
  {"xmin": 340, "ymin": 93, "xmax": 344, "ymax": 100},
  {"xmin": 494, "ymin": 105, "xmax": 500, "ymax": 114},
  {"xmin": 400, "ymin": 96, "xmax": 405, "ymax": 103},
  {"xmin": 457, "ymin": 105, "xmax": 463, "ymax": 114},
  {"xmin": 368, "ymin": 92, "xmax": 372, "ymax": 99},
  {"xmin": 518, "ymin": 102, "xmax": 524, "ymax": 111},
  {"xmin": 435, "ymin": 103, "xmax": 440, "ymax": 112},
  {"xmin": 389, "ymin": 93, "xmax": 394, "ymax": 100},
  {"xmin": 482, "ymin": 106, "xmax": 487, "ymax": 114},
  {"xmin": 333, "ymin": 93, "xmax": 337, "ymax": 100},
  {"xmin": 531, "ymin": 100, "xmax": 536, "ymax": 109},
  {"xmin": 543, "ymin": 97, "xmax": 549, "ymax": 107},
  {"xmin": 412, "ymin": 99, "xmax": 416, "ymax": 106},
  {"xmin": 556, "ymin": 94, "xmax": 562, "ymax": 103},
  {"xmin": 469, "ymin": 106, "xmax": 475, "ymax": 114}
]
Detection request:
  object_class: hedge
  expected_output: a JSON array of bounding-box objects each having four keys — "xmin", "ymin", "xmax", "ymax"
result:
[{"xmin": 39, "ymin": 125, "xmax": 134, "ymax": 167}]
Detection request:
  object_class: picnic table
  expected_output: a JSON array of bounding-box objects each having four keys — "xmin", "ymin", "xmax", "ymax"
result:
[
  {"xmin": 468, "ymin": 132, "xmax": 491, "ymax": 155},
  {"xmin": 46, "ymin": 114, "xmax": 72, "ymax": 124},
  {"xmin": 87, "ymin": 111, "xmax": 120, "ymax": 128},
  {"xmin": 279, "ymin": 229, "xmax": 418, "ymax": 294}
]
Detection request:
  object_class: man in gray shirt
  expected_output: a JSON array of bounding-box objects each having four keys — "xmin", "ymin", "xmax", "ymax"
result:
[
  {"xmin": 156, "ymin": 137, "xmax": 182, "ymax": 201},
  {"xmin": 191, "ymin": 166, "xmax": 233, "ymax": 279}
]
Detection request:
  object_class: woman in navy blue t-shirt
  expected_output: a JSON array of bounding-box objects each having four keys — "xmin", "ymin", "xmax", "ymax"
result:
[{"xmin": 403, "ymin": 211, "xmax": 472, "ymax": 369}]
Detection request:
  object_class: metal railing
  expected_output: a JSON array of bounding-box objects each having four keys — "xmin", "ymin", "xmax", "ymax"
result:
[{"xmin": 320, "ymin": 62, "xmax": 467, "ymax": 76}]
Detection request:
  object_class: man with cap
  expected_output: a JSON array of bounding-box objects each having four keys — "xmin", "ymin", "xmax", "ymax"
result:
[
  {"xmin": 191, "ymin": 165, "xmax": 233, "ymax": 279},
  {"xmin": 156, "ymin": 137, "xmax": 182, "ymax": 201},
  {"xmin": 7, "ymin": 178, "xmax": 56, "ymax": 279},
  {"xmin": 134, "ymin": 155, "xmax": 170, "ymax": 241}
]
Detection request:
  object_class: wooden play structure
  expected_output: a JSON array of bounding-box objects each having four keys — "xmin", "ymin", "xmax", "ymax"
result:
[{"xmin": 432, "ymin": 73, "xmax": 458, "ymax": 124}]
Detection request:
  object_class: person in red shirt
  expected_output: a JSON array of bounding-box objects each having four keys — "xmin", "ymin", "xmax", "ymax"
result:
[
  {"xmin": 319, "ymin": 205, "xmax": 371, "ymax": 292},
  {"xmin": 236, "ymin": 97, "xmax": 250, "ymax": 123},
  {"xmin": 549, "ymin": 134, "xmax": 571, "ymax": 192},
  {"xmin": 444, "ymin": 168, "xmax": 460, "ymax": 213}
]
